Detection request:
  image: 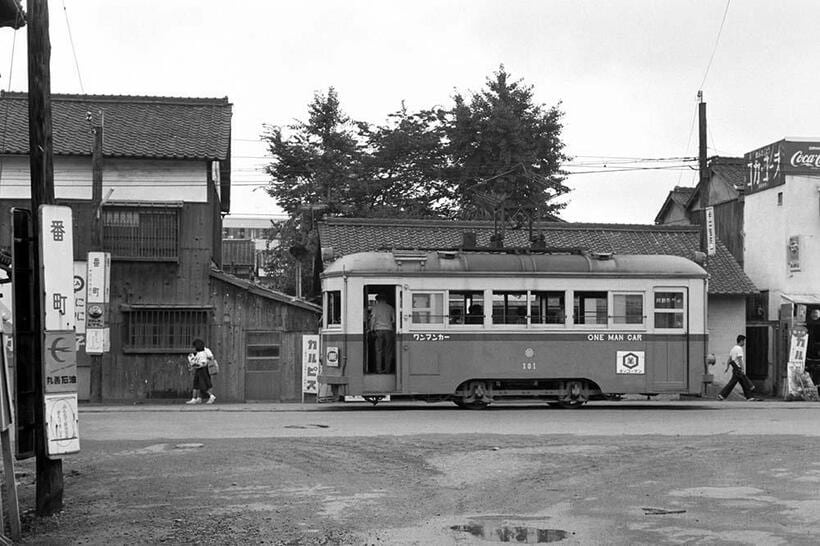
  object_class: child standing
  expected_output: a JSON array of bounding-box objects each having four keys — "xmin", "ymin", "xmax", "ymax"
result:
[{"xmin": 186, "ymin": 338, "xmax": 216, "ymax": 404}]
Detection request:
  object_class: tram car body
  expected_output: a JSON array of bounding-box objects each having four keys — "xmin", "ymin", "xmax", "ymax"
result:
[{"xmin": 318, "ymin": 250, "xmax": 709, "ymax": 407}]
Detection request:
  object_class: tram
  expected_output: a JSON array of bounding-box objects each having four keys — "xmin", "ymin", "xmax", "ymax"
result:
[{"xmin": 317, "ymin": 249, "xmax": 709, "ymax": 408}]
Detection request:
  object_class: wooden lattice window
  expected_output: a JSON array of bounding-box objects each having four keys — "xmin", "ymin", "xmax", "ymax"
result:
[
  {"xmin": 102, "ymin": 205, "xmax": 180, "ymax": 261},
  {"xmin": 123, "ymin": 307, "xmax": 210, "ymax": 353}
]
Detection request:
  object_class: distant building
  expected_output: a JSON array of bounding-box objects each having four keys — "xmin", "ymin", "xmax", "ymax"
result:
[{"xmin": 222, "ymin": 213, "xmax": 284, "ymax": 279}]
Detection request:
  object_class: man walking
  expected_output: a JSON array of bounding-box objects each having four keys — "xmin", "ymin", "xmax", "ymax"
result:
[
  {"xmin": 369, "ymin": 294, "xmax": 395, "ymax": 374},
  {"xmin": 718, "ymin": 334, "xmax": 762, "ymax": 401}
]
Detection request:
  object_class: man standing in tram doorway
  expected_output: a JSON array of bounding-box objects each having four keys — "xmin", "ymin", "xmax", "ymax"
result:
[
  {"xmin": 718, "ymin": 334, "xmax": 762, "ymax": 401},
  {"xmin": 370, "ymin": 294, "xmax": 395, "ymax": 374}
]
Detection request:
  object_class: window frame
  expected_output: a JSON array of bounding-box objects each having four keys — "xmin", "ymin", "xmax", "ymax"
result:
[
  {"xmin": 652, "ymin": 289, "xmax": 687, "ymax": 332},
  {"xmin": 324, "ymin": 290, "xmax": 342, "ymax": 329},
  {"xmin": 102, "ymin": 203, "xmax": 182, "ymax": 262},
  {"xmin": 122, "ymin": 305, "xmax": 211, "ymax": 353},
  {"xmin": 572, "ymin": 290, "xmax": 609, "ymax": 328},
  {"xmin": 409, "ymin": 291, "xmax": 446, "ymax": 328},
  {"xmin": 491, "ymin": 290, "xmax": 529, "ymax": 326},
  {"xmin": 530, "ymin": 290, "xmax": 568, "ymax": 328},
  {"xmin": 611, "ymin": 291, "xmax": 646, "ymax": 329}
]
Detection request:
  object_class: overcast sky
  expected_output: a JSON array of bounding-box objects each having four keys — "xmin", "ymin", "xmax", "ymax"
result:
[{"xmin": 2, "ymin": 0, "xmax": 818, "ymax": 223}]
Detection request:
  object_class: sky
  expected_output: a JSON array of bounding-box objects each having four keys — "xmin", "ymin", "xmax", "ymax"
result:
[{"xmin": 1, "ymin": 0, "xmax": 818, "ymax": 224}]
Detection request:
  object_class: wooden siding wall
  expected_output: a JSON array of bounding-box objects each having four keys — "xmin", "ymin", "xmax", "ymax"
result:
[
  {"xmin": 692, "ymin": 199, "xmax": 744, "ymax": 265},
  {"xmin": 209, "ymin": 279, "xmax": 320, "ymax": 402}
]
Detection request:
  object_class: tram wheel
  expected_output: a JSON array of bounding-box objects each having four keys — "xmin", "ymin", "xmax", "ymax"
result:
[
  {"xmin": 453, "ymin": 400, "xmax": 489, "ymax": 410},
  {"xmin": 549, "ymin": 400, "xmax": 586, "ymax": 409}
]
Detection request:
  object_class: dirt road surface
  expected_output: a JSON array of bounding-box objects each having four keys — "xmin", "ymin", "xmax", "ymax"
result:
[{"xmin": 12, "ymin": 400, "xmax": 820, "ymax": 545}]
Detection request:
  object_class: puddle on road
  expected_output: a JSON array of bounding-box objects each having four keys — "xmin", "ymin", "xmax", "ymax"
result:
[{"xmin": 451, "ymin": 520, "xmax": 568, "ymax": 543}]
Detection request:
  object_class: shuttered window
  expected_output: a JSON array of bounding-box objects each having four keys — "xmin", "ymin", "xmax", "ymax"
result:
[
  {"xmin": 123, "ymin": 307, "xmax": 209, "ymax": 353},
  {"xmin": 102, "ymin": 205, "xmax": 180, "ymax": 261}
]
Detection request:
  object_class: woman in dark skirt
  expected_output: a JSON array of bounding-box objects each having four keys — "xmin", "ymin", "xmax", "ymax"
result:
[{"xmin": 186, "ymin": 338, "xmax": 216, "ymax": 404}]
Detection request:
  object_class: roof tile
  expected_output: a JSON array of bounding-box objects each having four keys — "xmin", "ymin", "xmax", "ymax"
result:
[
  {"xmin": 0, "ymin": 92, "xmax": 232, "ymax": 160},
  {"xmin": 318, "ymin": 218, "xmax": 758, "ymax": 295}
]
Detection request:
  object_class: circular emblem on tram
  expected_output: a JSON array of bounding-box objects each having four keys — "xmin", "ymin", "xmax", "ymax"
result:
[{"xmin": 524, "ymin": 347, "xmax": 535, "ymax": 358}]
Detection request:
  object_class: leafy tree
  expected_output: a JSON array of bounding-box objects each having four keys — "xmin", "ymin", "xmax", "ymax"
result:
[
  {"xmin": 444, "ymin": 66, "xmax": 570, "ymax": 221},
  {"xmin": 261, "ymin": 88, "xmax": 363, "ymax": 296},
  {"xmin": 260, "ymin": 68, "xmax": 570, "ymax": 297}
]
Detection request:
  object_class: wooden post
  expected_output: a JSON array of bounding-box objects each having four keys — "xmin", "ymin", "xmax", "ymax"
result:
[
  {"xmin": 90, "ymin": 123, "xmax": 103, "ymax": 403},
  {"xmin": 26, "ymin": 0, "xmax": 64, "ymax": 516},
  {"xmin": 697, "ymin": 91, "xmax": 709, "ymax": 252}
]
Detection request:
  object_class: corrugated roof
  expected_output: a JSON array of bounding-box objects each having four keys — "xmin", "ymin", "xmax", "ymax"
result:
[
  {"xmin": 318, "ymin": 218, "xmax": 758, "ymax": 295},
  {"xmin": 0, "ymin": 92, "xmax": 232, "ymax": 160},
  {"xmin": 209, "ymin": 268, "xmax": 321, "ymax": 313}
]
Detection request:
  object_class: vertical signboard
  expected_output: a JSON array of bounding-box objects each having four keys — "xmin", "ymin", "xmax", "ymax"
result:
[
  {"xmin": 40, "ymin": 206, "xmax": 75, "ymax": 332},
  {"xmin": 705, "ymin": 206, "xmax": 716, "ymax": 256},
  {"xmin": 787, "ymin": 236, "xmax": 800, "ymax": 273},
  {"xmin": 302, "ymin": 335, "xmax": 319, "ymax": 395},
  {"xmin": 786, "ymin": 327, "xmax": 818, "ymax": 400},
  {"xmin": 39, "ymin": 205, "xmax": 80, "ymax": 456},
  {"xmin": 86, "ymin": 252, "xmax": 110, "ymax": 354}
]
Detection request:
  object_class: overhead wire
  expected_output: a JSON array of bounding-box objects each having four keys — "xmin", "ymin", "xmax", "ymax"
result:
[{"xmin": 62, "ymin": 0, "xmax": 85, "ymax": 93}]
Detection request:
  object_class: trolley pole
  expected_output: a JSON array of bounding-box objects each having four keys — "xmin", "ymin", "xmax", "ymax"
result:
[{"xmin": 26, "ymin": 0, "xmax": 64, "ymax": 515}]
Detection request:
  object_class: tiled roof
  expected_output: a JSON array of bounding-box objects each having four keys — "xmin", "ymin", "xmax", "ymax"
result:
[
  {"xmin": 0, "ymin": 92, "xmax": 232, "ymax": 160},
  {"xmin": 710, "ymin": 157, "xmax": 746, "ymax": 191},
  {"xmin": 318, "ymin": 218, "xmax": 758, "ymax": 295}
]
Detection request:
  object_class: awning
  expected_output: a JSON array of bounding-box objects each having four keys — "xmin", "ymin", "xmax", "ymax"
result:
[{"xmin": 781, "ymin": 294, "xmax": 820, "ymax": 305}]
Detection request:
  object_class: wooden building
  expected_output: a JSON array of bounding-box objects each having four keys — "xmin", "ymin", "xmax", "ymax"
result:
[{"xmin": 0, "ymin": 92, "xmax": 319, "ymax": 402}]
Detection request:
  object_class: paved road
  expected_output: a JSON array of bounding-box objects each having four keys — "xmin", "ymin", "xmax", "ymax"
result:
[{"xmin": 78, "ymin": 399, "xmax": 820, "ymax": 440}]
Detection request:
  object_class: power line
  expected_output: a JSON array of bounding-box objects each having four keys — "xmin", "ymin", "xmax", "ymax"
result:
[
  {"xmin": 61, "ymin": 0, "xmax": 85, "ymax": 93},
  {"xmin": 698, "ymin": 0, "xmax": 732, "ymax": 91}
]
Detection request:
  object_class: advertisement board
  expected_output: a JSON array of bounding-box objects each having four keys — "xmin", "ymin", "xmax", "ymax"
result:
[{"xmin": 745, "ymin": 140, "xmax": 820, "ymax": 194}]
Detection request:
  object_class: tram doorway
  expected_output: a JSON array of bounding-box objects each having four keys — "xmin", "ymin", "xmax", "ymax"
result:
[{"xmin": 363, "ymin": 285, "xmax": 400, "ymax": 392}]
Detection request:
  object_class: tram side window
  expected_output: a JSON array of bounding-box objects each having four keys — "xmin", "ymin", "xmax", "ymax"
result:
[
  {"xmin": 654, "ymin": 291, "xmax": 684, "ymax": 329},
  {"xmin": 532, "ymin": 291, "xmax": 565, "ymax": 324},
  {"xmin": 574, "ymin": 291, "xmax": 607, "ymax": 325},
  {"xmin": 412, "ymin": 292, "xmax": 445, "ymax": 324},
  {"xmin": 613, "ymin": 293, "xmax": 644, "ymax": 325},
  {"xmin": 492, "ymin": 291, "xmax": 528, "ymax": 324},
  {"xmin": 449, "ymin": 291, "xmax": 483, "ymax": 324},
  {"xmin": 325, "ymin": 290, "xmax": 342, "ymax": 327}
]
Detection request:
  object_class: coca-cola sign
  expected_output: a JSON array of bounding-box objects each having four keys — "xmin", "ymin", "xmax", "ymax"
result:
[
  {"xmin": 790, "ymin": 149, "xmax": 820, "ymax": 169},
  {"xmin": 745, "ymin": 140, "xmax": 820, "ymax": 194}
]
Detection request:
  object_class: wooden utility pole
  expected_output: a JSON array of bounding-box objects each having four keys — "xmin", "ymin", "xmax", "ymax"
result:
[
  {"xmin": 697, "ymin": 90, "xmax": 711, "ymax": 254},
  {"xmin": 698, "ymin": 91, "xmax": 709, "ymax": 208},
  {"xmin": 90, "ymin": 121, "xmax": 103, "ymax": 402},
  {"xmin": 26, "ymin": 0, "xmax": 64, "ymax": 515}
]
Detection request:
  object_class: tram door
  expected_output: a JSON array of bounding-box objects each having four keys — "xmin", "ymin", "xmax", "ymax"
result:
[
  {"xmin": 651, "ymin": 288, "xmax": 688, "ymax": 391},
  {"xmin": 363, "ymin": 285, "xmax": 400, "ymax": 392}
]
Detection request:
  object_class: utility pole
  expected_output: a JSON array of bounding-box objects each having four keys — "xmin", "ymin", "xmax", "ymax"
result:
[
  {"xmin": 697, "ymin": 91, "xmax": 712, "ymax": 254},
  {"xmin": 90, "ymin": 118, "xmax": 103, "ymax": 402},
  {"xmin": 26, "ymin": 0, "xmax": 64, "ymax": 515},
  {"xmin": 698, "ymin": 91, "xmax": 709, "ymax": 208}
]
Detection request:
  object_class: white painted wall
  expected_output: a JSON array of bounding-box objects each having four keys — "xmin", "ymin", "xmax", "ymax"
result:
[
  {"xmin": 0, "ymin": 155, "xmax": 208, "ymax": 202},
  {"xmin": 707, "ymin": 295, "xmax": 746, "ymax": 385},
  {"xmin": 744, "ymin": 174, "xmax": 820, "ymax": 316}
]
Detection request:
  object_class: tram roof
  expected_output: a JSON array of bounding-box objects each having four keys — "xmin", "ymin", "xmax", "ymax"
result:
[{"xmin": 322, "ymin": 251, "xmax": 707, "ymax": 278}]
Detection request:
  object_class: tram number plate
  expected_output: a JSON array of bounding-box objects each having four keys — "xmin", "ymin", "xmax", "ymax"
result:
[{"xmin": 412, "ymin": 334, "xmax": 451, "ymax": 342}]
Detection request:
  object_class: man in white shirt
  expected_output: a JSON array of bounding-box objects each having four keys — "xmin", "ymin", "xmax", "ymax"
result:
[
  {"xmin": 369, "ymin": 294, "xmax": 395, "ymax": 374},
  {"xmin": 717, "ymin": 334, "xmax": 762, "ymax": 401}
]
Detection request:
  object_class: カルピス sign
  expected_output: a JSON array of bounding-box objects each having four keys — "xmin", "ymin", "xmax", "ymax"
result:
[{"xmin": 744, "ymin": 139, "xmax": 820, "ymax": 194}]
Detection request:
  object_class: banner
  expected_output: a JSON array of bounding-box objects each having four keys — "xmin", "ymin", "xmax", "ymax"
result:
[
  {"xmin": 786, "ymin": 327, "xmax": 818, "ymax": 401},
  {"xmin": 302, "ymin": 335, "xmax": 319, "ymax": 394}
]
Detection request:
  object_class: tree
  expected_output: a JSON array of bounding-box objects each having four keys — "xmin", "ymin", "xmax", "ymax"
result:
[
  {"xmin": 444, "ymin": 66, "xmax": 570, "ymax": 222},
  {"xmin": 261, "ymin": 88, "xmax": 363, "ymax": 296},
  {"xmin": 261, "ymin": 69, "xmax": 571, "ymax": 297}
]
